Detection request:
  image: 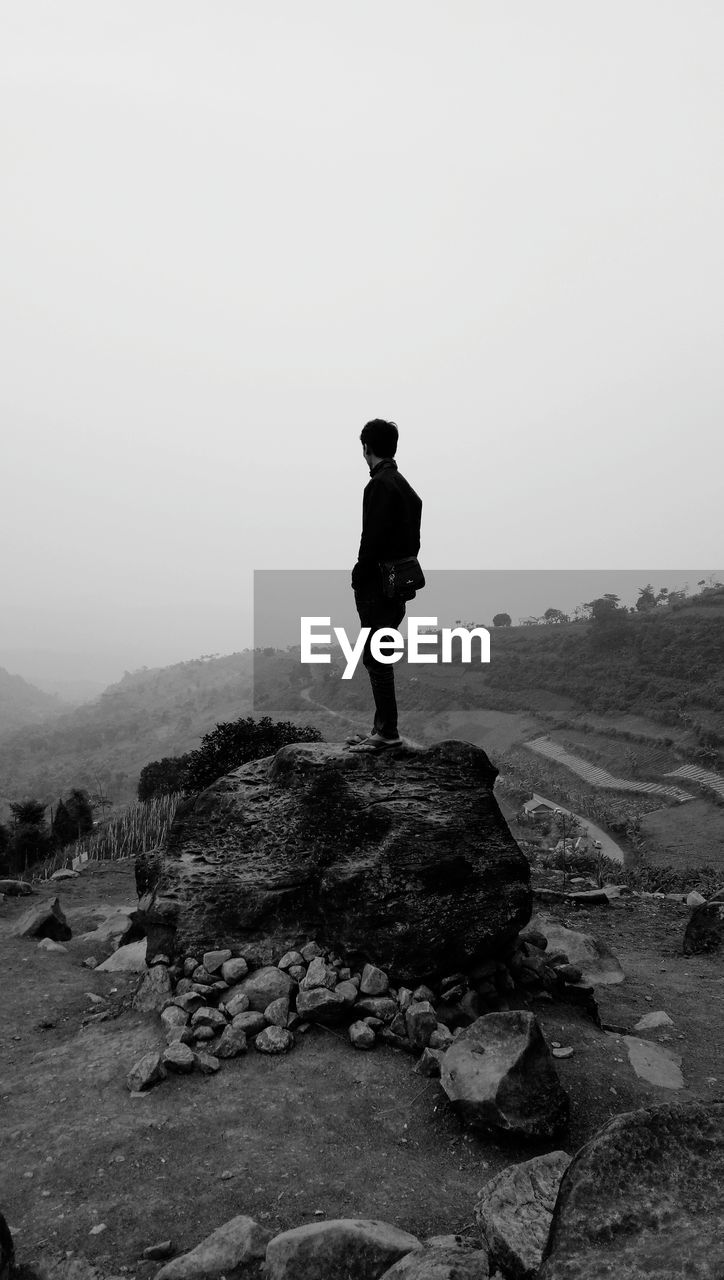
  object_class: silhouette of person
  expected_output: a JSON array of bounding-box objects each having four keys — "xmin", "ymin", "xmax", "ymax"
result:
[{"xmin": 350, "ymin": 419, "xmax": 422, "ymax": 750}]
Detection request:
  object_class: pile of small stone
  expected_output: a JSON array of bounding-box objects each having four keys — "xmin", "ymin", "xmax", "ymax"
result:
[{"xmin": 126, "ymin": 929, "xmax": 591, "ymax": 1092}]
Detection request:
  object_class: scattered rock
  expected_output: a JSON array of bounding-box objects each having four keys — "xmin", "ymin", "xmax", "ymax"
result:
[
  {"xmin": 476, "ymin": 1150, "xmax": 571, "ymax": 1280},
  {"xmin": 50, "ymin": 869, "xmax": 79, "ymax": 880},
  {"xmin": 277, "ymin": 950, "xmax": 304, "ymax": 970},
  {"xmin": 264, "ymin": 1218, "xmax": 421, "ymax": 1280},
  {"xmin": 441, "ymin": 1012, "xmax": 569, "ymax": 1139},
  {"xmin": 220, "ymin": 956, "xmax": 249, "ymax": 983},
  {"xmin": 354, "ymin": 996, "xmax": 397, "ymax": 1023},
  {"xmin": 360, "ymin": 963, "xmax": 390, "ymax": 996},
  {"xmin": 162, "ymin": 1043, "xmax": 195, "ymax": 1074},
  {"xmin": 539, "ymin": 1101, "xmax": 724, "ymax": 1279},
  {"xmin": 202, "ymin": 949, "xmax": 232, "ymax": 973},
  {"xmin": 190, "ymin": 1007, "xmax": 227, "ymax": 1032},
  {"xmin": 37, "ymin": 938, "xmax": 68, "ymax": 953},
  {"xmin": 126, "ymin": 1052, "xmax": 167, "ymax": 1092},
  {"xmin": 415, "ymin": 1048, "xmax": 444, "ymax": 1078},
  {"xmin": 528, "ymin": 915, "xmax": 624, "ymax": 985},
  {"xmin": 255, "ymin": 1026, "xmax": 294, "ymax": 1054},
  {"xmin": 142, "ymin": 1241, "xmax": 173, "ymax": 1261},
  {"xmin": 133, "ymin": 965, "xmax": 173, "ymax": 1013},
  {"xmin": 231, "ymin": 1010, "xmax": 267, "ymax": 1036},
  {"xmin": 264, "ymin": 997, "xmax": 290, "ymax": 1027},
  {"xmin": 296, "ymin": 988, "xmax": 347, "ymax": 1023},
  {"xmin": 191, "ymin": 1050, "xmax": 220, "ymax": 1074},
  {"xmin": 154, "ymin": 1214, "xmax": 271, "ymax": 1280},
  {"xmin": 301, "ymin": 956, "xmax": 337, "ymax": 991},
  {"xmin": 686, "ymin": 890, "xmax": 707, "ymax": 907},
  {"xmin": 349, "ymin": 1021, "xmax": 376, "ymax": 1050},
  {"xmin": 233, "ymin": 966, "xmax": 294, "ymax": 1011},
  {"xmin": 213, "ymin": 1026, "xmax": 248, "ymax": 1059},
  {"xmin": 406, "ymin": 1001, "xmax": 438, "ymax": 1050}
]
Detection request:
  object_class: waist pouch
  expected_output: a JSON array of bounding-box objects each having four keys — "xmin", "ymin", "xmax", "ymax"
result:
[{"xmin": 379, "ymin": 556, "xmax": 426, "ymax": 601}]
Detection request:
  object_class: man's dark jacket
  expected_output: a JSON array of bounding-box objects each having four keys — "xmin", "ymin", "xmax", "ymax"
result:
[{"xmin": 351, "ymin": 458, "xmax": 423, "ymax": 595}]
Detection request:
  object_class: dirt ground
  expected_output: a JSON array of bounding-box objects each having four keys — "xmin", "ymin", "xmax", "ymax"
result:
[{"xmin": 1, "ymin": 860, "xmax": 723, "ymax": 1277}]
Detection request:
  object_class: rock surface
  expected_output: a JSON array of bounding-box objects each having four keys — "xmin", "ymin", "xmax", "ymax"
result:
[
  {"xmin": 440, "ymin": 1012, "xmax": 569, "ymax": 1138},
  {"xmin": 139, "ymin": 740, "xmax": 531, "ymax": 982},
  {"xmin": 539, "ymin": 1100, "xmax": 724, "ymax": 1279},
  {"xmin": 264, "ymin": 1218, "xmax": 421, "ymax": 1280},
  {"xmin": 475, "ymin": 1151, "xmax": 571, "ymax": 1279}
]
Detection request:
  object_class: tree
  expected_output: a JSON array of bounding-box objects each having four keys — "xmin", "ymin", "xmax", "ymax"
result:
[
  {"xmin": 65, "ymin": 789, "xmax": 94, "ymax": 839},
  {"xmin": 173, "ymin": 715, "xmax": 324, "ymax": 794},
  {"xmin": 138, "ymin": 756, "xmax": 190, "ymax": 802},
  {"xmin": 583, "ymin": 594, "xmax": 621, "ymax": 620},
  {"xmin": 543, "ymin": 608, "xmax": 569, "ymax": 625},
  {"xmin": 635, "ymin": 584, "xmax": 657, "ymax": 612},
  {"xmin": 51, "ymin": 799, "xmax": 77, "ymax": 848},
  {"xmin": 492, "ymin": 613, "xmax": 512, "ymax": 628},
  {"xmin": 7, "ymin": 799, "xmax": 51, "ymax": 875}
]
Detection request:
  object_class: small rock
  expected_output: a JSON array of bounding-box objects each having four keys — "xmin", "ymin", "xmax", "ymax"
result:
[
  {"xmin": 265, "ymin": 997, "xmax": 290, "ymax": 1027},
  {"xmin": 255, "ymin": 1026, "xmax": 294, "ymax": 1054},
  {"xmin": 397, "ymin": 987, "xmax": 414, "ymax": 1011},
  {"xmin": 193, "ymin": 1026, "xmax": 216, "ymax": 1042},
  {"xmin": 126, "ymin": 1052, "xmax": 166, "ymax": 1093},
  {"xmin": 231, "ymin": 1010, "xmax": 267, "ymax": 1035},
  {"xmin": 300, "ymin": 941, "xmax": 325, "ymax": 962},
  {"xmin": 202, "ymin": 949, "xmax": 232, "ymax": 973},
  {"xmin": 37, "ymin": 938, "xmax": 68, "ymax": 953},
  {"xmin": 277, "ymin": 950, "xmax": 304, "ymax": 971},
  {"xmin": 220, "ymin": 956, "xmax": 249, "ymax": 984},
  {"xmin": 334, "ymin": 980, "xmax": 359, "ymax": 1007},
  {"xmin": 162, "ymin": 1043, "xmax": 195, "ymax": 1074},
  {"xmin": 412, "ymin": 985, "xmax": 436, "ymax": 1004},
  {"xmin": 686, "ymin": 891, "xmax": 707, "ymax": 908},
  {"xmin": 415, "ymin": 1048, "xmax": 445, "ymax": 1078},
  {"xmin": 288, "ymin": 964, "xmax": 307, "ymax": 982},
  {"xmin": 133, "ymin": 965, "xmax": 173, "ymax": 1013},
  {"xmin": 349, "ymin": 1021, "xmax": 376, "ymax": 1050},
  {"xmin": 360, "ymin": 963, "xmax": 389, "ymax": 996},
  {"xmin": 476, "ymin": 1149, "xmax": 571, "ymax": 1279},
  {"xmin": 213, "ymin": 1026, "xmax": 248, "ymax": 1059},
  {"xmin": 191, "ymin": 965, "xmax": 215, "ymax": 986},
  {"xmin": 141, "ymin": 1241, "xmax": 173, "ymax": 1261},
  {"xmin": 165, "ymin": 1026, "xmax": 194, "ymax": 1047},
  {"xmin": 183, "ymin": 957, "xmax": 199, "ymax": 977},
  {"xmin": 192, "ymin": 1051, "xmax": 220, "ymax": 1074},
  {"xmin": 406, "ymin": 1001, "xmax": 438, "ymax": 1050},
  {"xmin": 552, "ymin": 1047, "xmax": 574, "ymax": 1059},
  {"xmin": 190, "ymin": 1007, "xmax": 227, "ymax": 1032},
  {"xmin": 296, "ymin": 987, "xmax": 347, "ymax": 1023},
  {"xmin": 161, "ymin": 1006, "xmax": 189, "ymax": 1031},
  {"xmin": 222, "ymin": 991, "xmax": 251, "ymax": 1018},
  {"xmin": 233, "ymin": 966, "xmax": 294, "ymax": 1011},
  {"xmin": 301, "ymin": 956, "xmax": 337, "ymax": 991},
  {"xmin": 173, "ymin": 992, "xmax": 206, "ymax": 1015},
  {"xmin": 429, "ymin": 1025, "xmax": 454, "ymax": 1050},
  {"xmin": 354, "ymin": 996, "xmax": 397, "ymax": 1022}
]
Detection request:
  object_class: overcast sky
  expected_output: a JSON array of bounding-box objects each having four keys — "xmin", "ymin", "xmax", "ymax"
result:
[{"xmin": 2, "ymin": 2, "xmax": 723, "ymax": 678}]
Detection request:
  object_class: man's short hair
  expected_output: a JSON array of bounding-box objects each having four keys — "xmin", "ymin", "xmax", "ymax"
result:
[{"xmin": 360, "ymin": 419, "xmax": 399, "ymax": 458}]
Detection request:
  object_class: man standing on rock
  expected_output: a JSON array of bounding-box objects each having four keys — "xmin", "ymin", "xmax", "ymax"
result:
[{"xmin": 349, "ymin": 418, "xmax": 423, "ymax": 751}]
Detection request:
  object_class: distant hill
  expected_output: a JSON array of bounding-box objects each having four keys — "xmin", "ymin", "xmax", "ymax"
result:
[
  {"xmin": 0, "ymin": 653, "xmax": 261, "ymax": 815},
  {"xmin": 0, "ymin": 666, "xmax": 64, "ymax": 738}
]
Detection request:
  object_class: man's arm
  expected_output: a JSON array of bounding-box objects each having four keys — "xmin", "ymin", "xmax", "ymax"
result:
[{"xmin": 351, "ymin": 479, "xmax": 397, "ymax": 589}]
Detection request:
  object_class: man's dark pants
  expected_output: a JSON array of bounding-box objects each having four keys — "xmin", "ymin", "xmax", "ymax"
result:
[{"xmin": 354, "ymin": 589, "xmax": 406, "ymax": 739}]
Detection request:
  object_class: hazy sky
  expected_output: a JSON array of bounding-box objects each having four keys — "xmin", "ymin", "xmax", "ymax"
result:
[{"xmin": 2, "ymin": 2, "xmax": 723, "ymax": 677}]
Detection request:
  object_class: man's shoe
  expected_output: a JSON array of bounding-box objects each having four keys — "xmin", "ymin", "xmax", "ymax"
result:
[{"xmin": 348, "ymin": 732, "xmax": 403, "ymax": 752}]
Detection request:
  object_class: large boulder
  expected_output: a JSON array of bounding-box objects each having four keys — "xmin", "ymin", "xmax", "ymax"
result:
[
  {"xmin": 528, "ymin": 914, "xmax": 624, "ymax": 985},
  {"xmin": 539, "ymin": 1100, "xmax": 724, "ymax": 1279},
  {"xmin": 138, "ymin": 741, "xmax": 531, "ymax": 983},
  {"xmin": 440, "ymin": 1011, "xmax": 569, "ymax": 1139},
  {"xmin": 154, "ymin": 1214, "xmax": 270, "ymax": 1280}
]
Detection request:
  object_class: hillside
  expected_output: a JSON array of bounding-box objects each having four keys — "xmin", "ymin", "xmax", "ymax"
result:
[
  {"xmin": 0, "ymin": 666, "xmax": 64, "ymax": 738},
  {"xmin": 0, "ymin": 652, "xmax": 258, "ymax": 815}
]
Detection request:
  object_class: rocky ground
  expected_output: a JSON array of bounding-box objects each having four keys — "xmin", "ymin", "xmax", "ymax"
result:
[{"xmin": 1, "ymin": 858, "xmax": 723, "ymax": 1278}]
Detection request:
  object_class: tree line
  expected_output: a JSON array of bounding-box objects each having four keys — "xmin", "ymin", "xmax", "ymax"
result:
[{"xmin": 0, "ymin": 789, "xmax": 94, "ymax": 878}]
